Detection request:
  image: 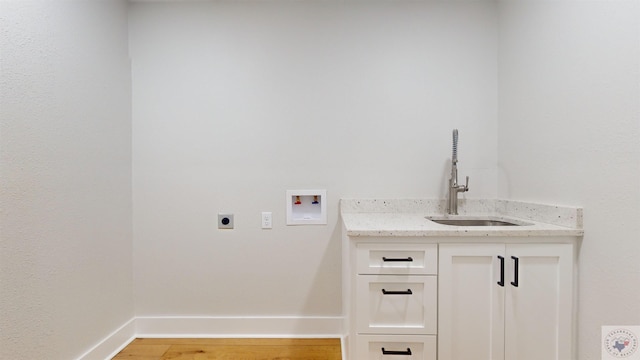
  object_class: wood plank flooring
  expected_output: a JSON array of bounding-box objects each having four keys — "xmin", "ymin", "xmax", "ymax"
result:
[{"xmin": 112, "ymin": 338, "xmax": 342, "ymax": 360}]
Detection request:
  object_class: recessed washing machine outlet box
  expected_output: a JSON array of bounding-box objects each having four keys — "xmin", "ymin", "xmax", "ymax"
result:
[{"xmin": 286, "ymin": 189, "xmax": 327, "ymax": 225}]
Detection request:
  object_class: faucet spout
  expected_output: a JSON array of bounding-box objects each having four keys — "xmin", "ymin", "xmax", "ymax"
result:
[{"xmin": 448, "ymin": 129, "xmax": 469, "ymax": 215}]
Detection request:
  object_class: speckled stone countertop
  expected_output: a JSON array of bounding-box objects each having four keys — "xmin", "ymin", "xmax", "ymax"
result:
[{"xmin": 340, "ymin": 199, "xmax": 584, "ymax": 237}]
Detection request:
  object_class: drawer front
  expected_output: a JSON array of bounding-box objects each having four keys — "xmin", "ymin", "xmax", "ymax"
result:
[
  {"xmin": 356, "ymin": 275, "xmax": 437, "ymax": 335},
  {"xmin": 356, "ymin": 334, "xmax": 437, "ymax": 360},
  {"xmin": 356, "ymin": 243, "xmax": 438, "ymax": 275}
]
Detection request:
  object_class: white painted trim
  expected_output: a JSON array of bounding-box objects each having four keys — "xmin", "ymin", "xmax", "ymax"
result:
[
  {"xmin": 75, "ymin": 316, "xmax": 343, "ymax": 359},
  {"xmin": 75, "ymin": 318, "xmax": 136, "ymax": 360},
  {"xmin": 340, "ymin": 335, "xmax": 348, "ymax": 360},
  {"xmin": 135, "ymin": 316, "xmax": 342, "ymax": 338}
]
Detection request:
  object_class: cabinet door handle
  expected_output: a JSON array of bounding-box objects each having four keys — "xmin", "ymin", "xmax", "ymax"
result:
[
  {"xmin": 511, "ymin": 256, "xmax": 519, "ymax": 287},
  {"xmin": 381, "ymin": 347, "xmax": 412, "ymax": 356},
  {"xmin": 382, "ymin": 256, "xmax": 413, "ymax": 262},
  {"xmin": 381, "ymin": 289, "xmax": 413, "ymax": 295},
  {"xmin": 497, "ymin": 255, "xmax": 505, "ymax": 287}
]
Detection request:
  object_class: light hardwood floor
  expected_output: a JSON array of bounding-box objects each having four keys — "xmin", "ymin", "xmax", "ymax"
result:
[{"xmin": 112, "ymin": 338, "xmax": 342, "ymax": 360}]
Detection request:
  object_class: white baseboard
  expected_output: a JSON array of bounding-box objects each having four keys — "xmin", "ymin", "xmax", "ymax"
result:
[
  {"xmin": 135, "ymin": 316, "xmax": 343, "ymax": 338},
  {"xmin": 76, "ymin": 318, "xmax": 136, "ymax": 360},
  {"xmin": 77, "ymin": 316, "xmax": 343, "ymax": 360}
]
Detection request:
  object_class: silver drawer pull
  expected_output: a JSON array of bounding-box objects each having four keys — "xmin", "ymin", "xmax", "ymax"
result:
[
  {"xmin": 382, "ymin": 347, "xmax": 412, "ymax": 355},
  {"xmin": 381, "ymin": 288, "xmax": 413, "ymax": 295},
  {"xmin": 382, "ymin": 256, "xmax": 413, "ymax": 262}
]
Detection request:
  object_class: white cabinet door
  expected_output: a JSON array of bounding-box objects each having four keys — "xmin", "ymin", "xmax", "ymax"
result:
[
  {"xmin": 438, "ymin": 244, "xmax": 505, "ymax": 360},
  {"xmin": 504, "ymin": 244, "xmax": 574, "ymax": 360},
  {"xmin": 439, "ymin": 243, "xmax": 574, "ymax": 360}
]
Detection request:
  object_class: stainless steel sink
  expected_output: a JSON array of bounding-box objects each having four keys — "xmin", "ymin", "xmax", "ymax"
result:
[{"xmin": 426, "ymin": 216, "xmax": 530, "ymax": 226}]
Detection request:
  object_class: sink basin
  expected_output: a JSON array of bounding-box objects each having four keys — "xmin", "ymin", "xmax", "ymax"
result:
[
  {"xmin": 430, "ymin": 219, "xmax": 519, "ymax": 226},
  {"xmin": 426, "ymin": 216, "xmax": 530, "ymax": 226}
]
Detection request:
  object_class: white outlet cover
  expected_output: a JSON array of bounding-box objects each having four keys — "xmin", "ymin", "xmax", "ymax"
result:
[
  {"xmin": 218, "ymin": 213, "xmax": 234, "ymax": 229},
  {"xmin": 261, "ymin": 212, "xmax": 272, "ymax": 229}
]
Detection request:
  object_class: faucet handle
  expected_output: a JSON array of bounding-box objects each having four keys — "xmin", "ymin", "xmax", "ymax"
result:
[{"xmin": 464, "ymin": 176, "xmax": 470, "ymax": 191}]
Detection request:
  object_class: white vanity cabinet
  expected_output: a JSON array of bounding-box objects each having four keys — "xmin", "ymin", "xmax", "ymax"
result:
[
  {"xmin": 346, "ymin": 241, "xmax": 439, "ymax": 360},
  {"xmin": 341, "ymin": 198, "xmax": 583, "ymax": 360},
  {"xmin": 438, "ymin": 242, "xmax": 575, "ymax": 360}
]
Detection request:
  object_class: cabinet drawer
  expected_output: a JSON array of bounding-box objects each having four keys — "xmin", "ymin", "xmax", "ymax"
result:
[
  {"xmin": 356, "ymin": 335, "xmax": 436, "ymax": 360},
  {"xmin": 356, "ymin": 243, "xmax": 437, "ymax": 275},
  {"xmin": 356, "ymin": 275, "xmax": 437, "ymax": 335}
]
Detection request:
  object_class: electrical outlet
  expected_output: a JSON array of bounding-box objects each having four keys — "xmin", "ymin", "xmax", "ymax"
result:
[
  {"xmin": 262, "ymin": 212, "xmax": 272, "ymax": 229},
  {"xmin": 218, "ymin": 213, "xmax": 234, "ymax": 229}
]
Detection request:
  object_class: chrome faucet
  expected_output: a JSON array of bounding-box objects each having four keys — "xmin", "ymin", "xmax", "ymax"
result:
[{"xmin": 448, "ymin": 129, "xmax": 469, "ymax": 215}]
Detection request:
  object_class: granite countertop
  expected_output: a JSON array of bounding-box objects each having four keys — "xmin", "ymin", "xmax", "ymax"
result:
[{"xmin": 340, "ymin": 199, "xmax": 584, "ymax": 237}]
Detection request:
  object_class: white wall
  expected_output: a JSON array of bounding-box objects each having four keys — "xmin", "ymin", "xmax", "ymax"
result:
[
  {"xmin": 129, "ymin": 1, "xmax": 498, "ymax": 319},
  {"xmin": 498, "ymin": 1, "xmax": 640, "ymax": 359},
  {"xmin": 6, "ymin": 2, "xmax": 633, "ymax": 358},
  {"xmin": 0, "ymin": 1, "xmax": 133, "ymax": 359}
]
